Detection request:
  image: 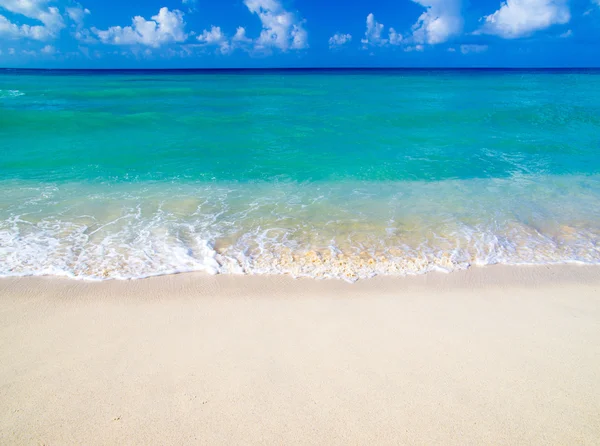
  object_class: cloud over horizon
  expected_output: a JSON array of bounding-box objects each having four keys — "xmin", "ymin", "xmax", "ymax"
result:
[
  {"xmin": 410, "ymin": 0, "xmax": 463, "ymax": 45},
  {"xmin": 92, "ymin": 7, "xmax": 187, "ymax": 47},
  {"xmin": 329, "ymin": 33, "xmax": 352, "ymax": 48},
  {"xmin": 477, "ymin": 0, "xmax": 570, "ymax": 39},
  {"xmin": 0, "ymin": 0, "xmax": 594, "ymax": 65},
  {"xmin": 243, "ymin": 0, "xmax": 308, "ymax": 52},
  {"xmin": 0, "ymin": 0, "xmax": 65, "ymax": 41}
]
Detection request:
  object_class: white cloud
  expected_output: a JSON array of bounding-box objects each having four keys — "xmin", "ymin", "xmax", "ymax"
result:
[
  {"xmin": 328, "ymin": 33, "xmax": 351, "ymax": 48},
  {"xmin": 92, "ymin": 7, "xmax": 188, "ymax": 47},
  {"xmin": 243, "ymin": 0, "xmax": 308, "ymax": 52},
  {"xmin": 389, "ymin": 28, "xmax": 403, "ymax": 45},
  {"xmin": 477, "ymin": 0, "xmax": 570, "ymax": 39},
  {"xmin": 197, "ymin": 26, "xmax": 232, "ymax": 54},
  {"xmin": 233, "ymin": 26, "xmax": 251, "ymax": 43},
  {"xmin": 197, "ymin": 26, "xmax": 226, "ymax": 45},
  {"xmin": 74, "ymin": 26, "xmax": 96, "ymax": 43},
  {"xmin": 0, "ymin": 0, "xmax": 65, "ymax": 40},
  {"xmin": 460, "ymin": 44, "xmax": 488, "ymax": 53},
  {"xmin": 404, "ymin": 44, "xmax": 424, "ymax": 52},
  {"xmin": 195, "ymin": 26, "xmax": 253, "ymax": 54},
  {"xmin": 361, "ymin": 13, "xmax": 404, "ymax": 48},
  {"xmin": 68, "ymin": 4, "xmax": 92, "ymax": 42},
  {"xmin": 362, "ymin": 2, "xmax": 460, "ymax": 51},
  {"xmin": 74, "ymin": 27, "xmax": 95, "ymax": 43},
  {"xmin": 41, "ymin": 44, "xmax": 56, "ymax": 54},
  {"xmin": 410, "ymin": 0, "xmax": 463, "ymax": 45},
  {"xmin": 66, "ymin": 5, "xmax": 90, "ymax": 27},
  {"xmin": 362, "ymin": 13, "xmax": 386, "ymax": 47},
  {"xmin": 0, "ymin": 15, "xmax": 18, "ymax": 37},
  {"xmin": 560, "ymin": 29, "xmax": 572, "ymax": 37}
]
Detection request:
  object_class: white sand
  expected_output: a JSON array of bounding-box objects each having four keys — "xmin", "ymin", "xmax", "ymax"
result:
[{"xmin": 1, "ymin": 265, "xmax": 600, "ymax": 445}]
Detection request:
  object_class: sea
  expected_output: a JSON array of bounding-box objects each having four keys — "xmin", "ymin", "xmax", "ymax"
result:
[{"xmin": 1, "ymin": 68, "xmax": 599, "ymax": 281}]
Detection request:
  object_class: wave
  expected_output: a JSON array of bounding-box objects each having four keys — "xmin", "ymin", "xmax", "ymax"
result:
[
  {"xmin": 0, "ymin": 90, "xmax": 24, "ymax": 98},
  {"xmin": 1, "ymin": 177, "xmax": 600, "ymax": 282},
  {"xmin": 1, "ymin": 217, "xmax": 599, "ymax": 282}
]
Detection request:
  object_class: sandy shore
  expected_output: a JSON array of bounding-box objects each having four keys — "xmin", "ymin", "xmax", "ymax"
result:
[{"xmin": 1, "ymin": 265, "xmax": 600, "ymax": 445}]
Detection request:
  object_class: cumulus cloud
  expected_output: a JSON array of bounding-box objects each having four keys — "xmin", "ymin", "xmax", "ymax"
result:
[
  {"xmin": 410, "ymin": 0, "xmax": 463, "ymax": 45},
  {"xmin": 67, "ymin": 3, "xmax": 92, "ymax": 42},
  {"xmin": 0, "ymin": 15, "xmax": 18, "ymax": 37},
  {"xmin": 389, "ymin": 28, "xmax": 403, "ymax": 45},
  {"xmin": 92, "ymin": 7, "xmax": 187, "ymax": 47},
  {"xmin": 0, "ymin": 0, "xmax": 65, "ymax": 41},
  {"xmin": 477, "ymin": 0, "xmax": 570, "ymax": 39},
  {"xmin": 233, "ymin": 26, "xmax": 252, "ymax": 44},
  {"xmin": 361, "ymin": 13, "xmax": 403, "ymax": 47},
  {"xmin": 243, "ymin": 0, "xmax": 308, "ymax": 52},
  {"xmin": 328, "ymin": 33, "xmax": 351, "ymax": 48},
  {"xmin": 362, "ymin": 2, "xmax": 460, "ymax": 50},
  {"xmin": 195, "ymin": 26, "xmax": 253, "ymax": 54},
  {"xmin": 41, "ymin": 44, "xmax": 56, "ymax": 54},
  {"xmin": 197, "ymin": 26, "xmax": 232, "ymax": 54},
  {"xmin": 89, "ymin": 0, "xmax": 308, "ymax": 57},
  {"xmin": 66, "ymin": 5, "xmax": 90, "ymax": 27},
  {"xmin": 362, "ymin": 13, "xmax": 386, "ymax": 46},
  {"xmin": 460, "ymin": 44, "xmax": 488, "ymax": 53}
]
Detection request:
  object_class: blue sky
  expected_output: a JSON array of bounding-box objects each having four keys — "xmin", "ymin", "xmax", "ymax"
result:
[{"xmin": 0, "ymin": 0, "xmax": 599, "ymax": 68}]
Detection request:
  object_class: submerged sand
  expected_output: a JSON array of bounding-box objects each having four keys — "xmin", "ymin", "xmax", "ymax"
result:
[{"xmin": 1, "ymin": 265, "xmax": 600, "ymax": 445}]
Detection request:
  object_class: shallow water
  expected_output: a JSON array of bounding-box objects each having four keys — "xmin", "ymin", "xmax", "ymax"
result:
[{"xmin": 1, "ymin": 69, "xmax": 600, "ymax": 281}]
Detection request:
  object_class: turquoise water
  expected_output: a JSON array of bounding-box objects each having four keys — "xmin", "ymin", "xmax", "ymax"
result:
[{"xmin": 1, "ymin": 69, "xmax": 600, "ymax": 280}]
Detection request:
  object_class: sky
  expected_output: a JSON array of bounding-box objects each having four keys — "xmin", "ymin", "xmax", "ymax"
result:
[{"xmin": 0, "ymin": 0, "xmax": 599, "ymax": 68}]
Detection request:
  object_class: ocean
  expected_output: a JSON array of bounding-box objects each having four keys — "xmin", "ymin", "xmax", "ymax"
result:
[{"xmin": 1, "ymin": 68, "xmax": 599, "ymax": 281}]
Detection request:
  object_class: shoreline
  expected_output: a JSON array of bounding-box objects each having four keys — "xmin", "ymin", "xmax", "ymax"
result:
[
  {"xmin": 2, "ymin": 263, "xmax": 600, "ymax": 293},
  {"xmin": 2, "ymin": 264, "xmax": 600, "ymax": 444}
]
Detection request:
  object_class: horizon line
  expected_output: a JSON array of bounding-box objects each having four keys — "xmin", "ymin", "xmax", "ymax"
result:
[{"xmin": 2, "ymin": 67, "xmax": 600, "ymax": 72}]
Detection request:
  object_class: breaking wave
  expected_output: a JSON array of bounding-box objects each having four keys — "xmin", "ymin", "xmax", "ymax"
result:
[{"xmin": 1, "ymin": 176, "xmax": 599, "ymax": 282}]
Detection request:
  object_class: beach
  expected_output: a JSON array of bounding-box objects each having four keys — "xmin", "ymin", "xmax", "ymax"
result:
[
  {"xmin": 2, "ymin": 68, "xmax": 600, "ymax": 444},
  {"xmin": 2, "ymin": 265, "xmax": 600, "ymax": 445}
]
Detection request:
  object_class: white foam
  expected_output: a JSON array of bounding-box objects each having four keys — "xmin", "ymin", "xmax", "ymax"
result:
[
  {"xmin": 1, "ymin": 177, "xmax": 600, "ymax": 281},
  {"xmin": 0, "ymin": 90, "xmax": 24, "ymax": 98}
]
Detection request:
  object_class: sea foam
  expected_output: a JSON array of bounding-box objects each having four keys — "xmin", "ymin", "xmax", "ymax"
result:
[
  {"xmin": 1, "ymin": 177, "xmax": 599, "ymax": 282},
  {"xmin": 0, "ymin": 89, "xmax": 24, "ymax": 98}
]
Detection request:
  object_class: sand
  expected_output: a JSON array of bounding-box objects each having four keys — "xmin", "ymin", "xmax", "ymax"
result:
[{"xmin": 1, "ymin": 265, "xmax": 600, "ymax": 445}]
